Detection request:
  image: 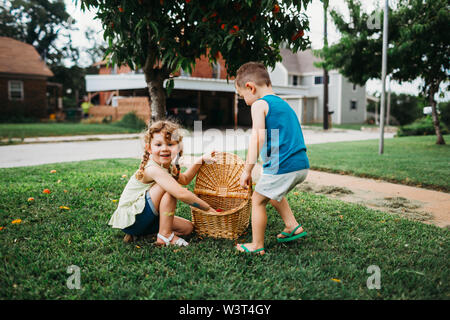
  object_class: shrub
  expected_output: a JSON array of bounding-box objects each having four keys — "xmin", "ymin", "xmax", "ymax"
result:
[
  {"xmin": 397, "ymin": 116, "xmax": 449, "ymax": 137},
  {"xmin": 438, "ymin": 101, "xmax": 450, "ymax": 127},
  {"xmin": 113, "ymin": 112, "xmax": 147, "ymax": 130}
]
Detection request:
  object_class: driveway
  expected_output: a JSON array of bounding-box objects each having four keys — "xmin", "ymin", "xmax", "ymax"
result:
[{"xmin": 0, "ymin": 128, "xmax": 395, "ymax": 168}]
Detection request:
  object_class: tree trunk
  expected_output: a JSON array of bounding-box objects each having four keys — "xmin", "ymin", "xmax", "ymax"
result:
[
  {"xmin": 145, "ymin": 69, "xmax": 170, "ymax": 123},
  {"xmin": 429, "ymin": 87, "xmax": 445, "ymax": 145},
  {"xmin": 143, "ymin": 54, "xmax": 170, "ymax": 123}
]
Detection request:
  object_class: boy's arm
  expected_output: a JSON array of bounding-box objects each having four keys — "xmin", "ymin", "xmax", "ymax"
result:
[{"xmin": 243, "ymin": 100, "xmax": 267, "ymax": 179}]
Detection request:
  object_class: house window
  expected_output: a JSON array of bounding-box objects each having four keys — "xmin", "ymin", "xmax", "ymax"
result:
[
  {"xmin": 8, "ymin": 80, "xmax": 24, "ymax": 100},
  {"xmin": 314, "ymin": 76, "xmax": 323, "ymax": 85},
  {"xmin": 350, "ymin": 100, "xmax": 357, "ymax": 110},
  {"xmin": 292, "ymin": 75, "xmax": 298, "ymax": 86}
]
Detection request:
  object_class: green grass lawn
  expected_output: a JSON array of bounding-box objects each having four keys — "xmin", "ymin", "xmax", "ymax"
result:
[
  {"xmin": 0, "ymin": 159, "xmax": 448, "ymax": 299},
  {"xmin": 0, "ymin": 123, "xmax": 141, "ymax": 139},
  {"xmin": 306, "ymin": 135, "xmax": 450, "ymax": 192}
]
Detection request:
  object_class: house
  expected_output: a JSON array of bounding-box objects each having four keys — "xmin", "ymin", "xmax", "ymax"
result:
[
  {"xmin": 270, "ymin": 49, "xmax": 367, "ymax": 124},
  {"xmin": 0, "ymin": 37, "xmax": 56, "ymax": 121},
  {"xmin": 86, "ymin": 49, "xmax": 367, "ymax": 127},
  {"xmin": 86, "ymin": 52, "xmax": 311, "ymax": 128}
]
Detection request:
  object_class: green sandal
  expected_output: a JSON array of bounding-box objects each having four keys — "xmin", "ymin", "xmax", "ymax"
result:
[
  {"xmin": 237, "ymin": 244, "xmax": 265, "ymax": 255},
  {"xmin": 277, "ymin": 225, "xmax": 307, "ymax": 243}
]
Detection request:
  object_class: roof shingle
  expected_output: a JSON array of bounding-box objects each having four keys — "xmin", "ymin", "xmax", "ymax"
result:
[
  {"xmin": 0, "ymin": 37, "xmax": 53, "ymax": 77},
  {"xmin": 280, "ymin": 48, "xmax": 323, "ymax": 74}
]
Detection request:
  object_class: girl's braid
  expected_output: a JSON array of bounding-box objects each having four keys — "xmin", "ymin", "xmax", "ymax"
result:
[{"xmin": 135, "ymin": 131, "xmax": 151, "ymax": 180}]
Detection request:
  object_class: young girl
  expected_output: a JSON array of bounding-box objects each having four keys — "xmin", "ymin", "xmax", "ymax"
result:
[{"xmin": 108, "ymin": 120, "xmax": 217, "ymax": 246}]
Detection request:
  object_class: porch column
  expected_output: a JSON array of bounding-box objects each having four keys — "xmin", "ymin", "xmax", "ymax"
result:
[
  {"xmin": 314, "ymin": 98, "xmax": 318, "ymax": 123},
  {"xmin": 197, "ymin": 91, "xmax": 201, "ymax": 115},
  {"xmin": 302, "ymin": 97, "xmax": 307, "ymax": 124}
]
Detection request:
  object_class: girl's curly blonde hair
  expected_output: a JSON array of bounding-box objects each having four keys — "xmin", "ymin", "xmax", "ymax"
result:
[{"xmin": 135, "ymin": 120, "xmax": 183, "ymax": 180}]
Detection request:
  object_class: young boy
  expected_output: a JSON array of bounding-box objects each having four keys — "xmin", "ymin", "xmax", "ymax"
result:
[{"xmin": 235, "ymin": 62, "xmax": 309, "ymax": 255}]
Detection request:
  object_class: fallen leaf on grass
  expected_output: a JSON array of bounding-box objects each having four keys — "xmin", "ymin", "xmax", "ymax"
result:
[
  {"xmin": 43, "ymin": 189, "xmax": 51, "ymax": 194},
  {"xmin": 11, "ymin": 219, "xmax": 22, "ymax": 224},
  {"xmin": 63, "ymin": 190, "xmax": 68, "ymax": 193},
  {"xmin": 331, "ymin": 278, "xmax": 342, "ymax": 283},
  {"xmin": 339, "ymin": 215, "xmax": 344, "ymax": 220},
  {"xmin": 57, "ymin": 179, "xmax": 61, "ymax": 183},
  {"xmin": 111, "ymin": 199, "xmax": 118, "ymax": 203},
  {"xmin": 27, "ymin": 197, "xmax": 35, "ymax": 202},
  {"xmin": 59, "ymin": 206, "xmax": 70, "ymax": 210},
  {"xmin": 50, "ymin": 170, "xmax": 57, "ymax": 173},
  {"xmin": 135, "ymin": 245, "xmax": 141, "ymax": 249},
  {"xmin": 293, "ymin": 192, "xmax": 299, "ymax": 196},
  {"xmin": 122, "ymin": 175, "xmax": 127, "ymax": 178},
  {"xmin": 0, "ymin": 226, "xmax": 4, "ymax": 231}
]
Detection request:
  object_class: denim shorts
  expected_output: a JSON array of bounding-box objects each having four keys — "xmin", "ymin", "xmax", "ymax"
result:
[{"xmin": 122, "ymin": 191, "xmax": 160, "ymax": 236}]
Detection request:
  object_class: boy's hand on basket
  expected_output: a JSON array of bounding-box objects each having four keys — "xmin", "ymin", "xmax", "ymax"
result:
[
  {"xmin": 202, "ymin": 151, "xmax": 217, "ymax": 164},
  {"xmin": 240, "ymin": 170, "xmax": 251, "ymax": 189}
]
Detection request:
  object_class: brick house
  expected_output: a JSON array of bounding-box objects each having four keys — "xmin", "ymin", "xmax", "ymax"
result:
[
  {"xmin": 0, "ymin": 37, "xmax": 54, "ymax": 121},
  {"xmin": 87, "ymin": 53, "xmax": 235, "ymax": 127},
  {"xmin": 86, "ymin": 53, "xmax": 310, "ymax": 128}
]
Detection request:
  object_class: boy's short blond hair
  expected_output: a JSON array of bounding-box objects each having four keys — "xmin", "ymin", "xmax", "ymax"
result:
[{"xmin": 235, "ymin": 62, "xmax": 272, "ymax": 88}]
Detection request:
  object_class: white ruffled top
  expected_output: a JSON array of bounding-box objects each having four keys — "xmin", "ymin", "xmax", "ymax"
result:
[{"xmin": 108, "ymin": 158, "xmax": 176, "ymax": 229}]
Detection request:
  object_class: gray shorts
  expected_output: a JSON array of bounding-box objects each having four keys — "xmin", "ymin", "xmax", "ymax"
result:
[{"xmin": 254, "ymin": 169, "xmax": 308, "ymax": 202}]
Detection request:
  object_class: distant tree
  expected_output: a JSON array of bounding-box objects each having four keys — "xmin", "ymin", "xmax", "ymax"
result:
[
  {"xmin": 49, "ymin": 65, "xmax": 88, "ymax": 108},
  {"xmin": 0, "ymin": 0, "xmax": 79, "ymax": 65},
  {"xmin": 80, "ymin": 0, "xmax": 312, "ymax": 121},
  {"xmin": 83, "ymin": 27, "xmax": 108, "ymax": 66},
  {"xmin": 392, "ymin": 0, "xmax": 449, "ymax": 144},
  {"xmin": 389, "ymin": 93, "xmax": 425, "ymax": 126},
  {"xmin": 318, "ymin": 0, "xmax": 449, "ymax": 144}
]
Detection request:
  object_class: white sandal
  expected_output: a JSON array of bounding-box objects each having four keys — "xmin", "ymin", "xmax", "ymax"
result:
[{"xmin": 157, "ymin": 232, "xmax": 188, "ymax": 247}]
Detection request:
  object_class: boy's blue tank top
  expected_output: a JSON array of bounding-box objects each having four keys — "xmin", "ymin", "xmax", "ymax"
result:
[{"xmin": 259, "ymin": 95, "xmax": 309, "ymax": 175}]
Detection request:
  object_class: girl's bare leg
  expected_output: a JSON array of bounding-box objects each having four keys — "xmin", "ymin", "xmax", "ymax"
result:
[
  {"xmin": 149, "ymin": 184, "xmax": 193, "ymax": 242},
  {"xmin": 172, "ymin": 216, "xmax": 194, "ymax": 236}
]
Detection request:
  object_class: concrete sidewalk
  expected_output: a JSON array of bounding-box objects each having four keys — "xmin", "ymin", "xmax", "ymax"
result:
[
  {"xmin": 0, "ymin": 128, "xmax": 395, "ymax": 168},
  {"xmin": 18, "ymin": 133, "xmax": 142, "ymax": 144}
]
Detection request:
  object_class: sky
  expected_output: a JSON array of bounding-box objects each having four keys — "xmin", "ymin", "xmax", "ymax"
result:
[{"xmin": 64, "ymin": 0, "xmax": 447, "ymax": 100}]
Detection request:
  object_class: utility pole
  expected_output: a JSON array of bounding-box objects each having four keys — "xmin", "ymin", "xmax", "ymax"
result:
[
  {"xmin": 323, "ymin": 0, "xmax": 329, "ymax": 130},
  {"xmin": 379, "ymin": 0, "xmax": 389, "ymax": 154}
]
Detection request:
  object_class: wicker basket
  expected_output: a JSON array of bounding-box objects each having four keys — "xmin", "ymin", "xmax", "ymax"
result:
[{"xmin": 191, "ymin": 152, "xmax": 251, "ymax": 240}]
